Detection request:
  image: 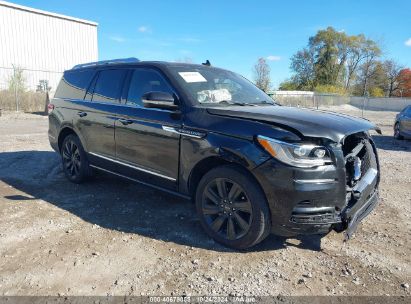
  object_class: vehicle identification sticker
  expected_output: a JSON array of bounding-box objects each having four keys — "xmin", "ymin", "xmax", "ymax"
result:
[{"xmin": 178, "ymin": 72, "xmax": 207, "ymax": 83}]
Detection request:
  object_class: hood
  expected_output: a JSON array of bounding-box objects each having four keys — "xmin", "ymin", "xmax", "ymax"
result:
[{"xmin": 206, "ymin": 105, "xmax": 380, "ymax": 143}]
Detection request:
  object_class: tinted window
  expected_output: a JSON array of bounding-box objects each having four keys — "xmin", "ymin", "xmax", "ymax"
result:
[
  {"xmin": 54, "ymin": 70, "xmax": 94, "ymax": 99},
  {"xmin": 405, "ymin": 106, "xmax": 411, "ymax": 116},
  {"xmin": 92, "ymin": 69, "xmax": 127, "ymax": 103},
  {"xmin": 127, "ymin": 69, "xmax": 173, "ymax": 106}
]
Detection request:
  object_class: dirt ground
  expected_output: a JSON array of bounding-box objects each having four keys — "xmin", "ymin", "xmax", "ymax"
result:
[{"xmin": 0, "ymin": 107, "xmax": 410, "ymax": 297}]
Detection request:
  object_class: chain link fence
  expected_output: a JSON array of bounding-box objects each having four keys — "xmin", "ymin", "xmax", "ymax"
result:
[
  {"xmin": 0, "ymin": 66, "xmax": 62, "ymax": 113},
  {"xmin": 270, "ymin": 91, "xmax": 411, "ymax": 118}
]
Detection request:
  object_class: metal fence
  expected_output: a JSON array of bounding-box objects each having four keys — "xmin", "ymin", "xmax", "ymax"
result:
[
  {"xmin": 0, "ymin": 66, "xmax": 62, "ymax": 91},
  {"xmin": 270, "ymin": 91, "xmax": 411, "ymax": 117},
  {"xmin": 0, "ymin": 66, "xmax": 59, "ymax": 112}
]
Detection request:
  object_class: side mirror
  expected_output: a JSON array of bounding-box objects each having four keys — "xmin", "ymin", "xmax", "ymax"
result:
[{"xmin": 142, "ymin": 91, "xmax": 178, "ymax": 110}]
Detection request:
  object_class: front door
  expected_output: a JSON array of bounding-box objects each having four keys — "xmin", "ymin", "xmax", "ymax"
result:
[{"xmin": 114, "ymin": 68, "xmax": 181, "ymax": 190}]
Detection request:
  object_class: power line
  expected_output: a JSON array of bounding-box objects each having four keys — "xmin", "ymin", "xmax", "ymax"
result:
[{"xmin": 0, "ymin": 66, "xmax": 64, "ymax": 73}]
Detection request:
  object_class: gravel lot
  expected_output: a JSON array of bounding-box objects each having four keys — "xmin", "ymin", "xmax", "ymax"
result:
[{"xmin": 0, "ymin": 107, "xmax": 410, "ymax": 297}]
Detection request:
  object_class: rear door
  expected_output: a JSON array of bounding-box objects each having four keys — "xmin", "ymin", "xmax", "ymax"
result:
[
  {"xmin": 75, "ymin": 68, "xmax": 128, "ymax": 165},
  {"xmin": 114, "ymin": 68, "xmax": 182, "ymax": 190}
]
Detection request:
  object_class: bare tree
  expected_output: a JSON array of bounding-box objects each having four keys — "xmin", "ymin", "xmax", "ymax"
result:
[
  {"xmin": 345, "ymin": 36, "xmax": 381, "ymax": 92},
  {"xmin": 8, "ymin": 65, "xmax": 26, "ymax": 93},
  {"xmin": 383, "ymin": 59, "xmax": 404, "ymax": 97},
  {"xmin": 345, "ymin": 35, "xmax": 366, "ymax": 90},
  {"xmin": 8, "ymin": 65, "xmax": 26, "ymax": 112},
  {"xmin": 358, "ymin": 41, "xmax": 381, "ymax": 96},
  {"xmin": 253, "ymin": 58, "xmax": 271, "ymax": 92}
]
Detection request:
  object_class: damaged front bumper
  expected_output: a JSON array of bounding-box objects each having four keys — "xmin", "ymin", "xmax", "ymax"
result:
[
  {"xmin": 252, "ymin": 132, "xmax": 380, "ymax": 239},
  {"xmin": 344, "ymin": 189, "xmax": 379, "ymax": 240}
]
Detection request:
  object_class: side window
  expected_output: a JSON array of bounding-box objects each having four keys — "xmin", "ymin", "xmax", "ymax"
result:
[
  {"xmin": 92, "ymin": 69, "xmax": 127, "ymax": 103},
  {"xmin": 406, "ymin": 106, "xmax": 411, "ymax": 116},
  {"xmin": 54, "ymin": 70, "xmax": 94, "ymax": 99},
  {"xmin": 126, "ymin": 69, "xmax": 173, "ymax": 106},
  {"xmin": 84, "ymin": 74, "xmax": 98, "ymax": 101}
]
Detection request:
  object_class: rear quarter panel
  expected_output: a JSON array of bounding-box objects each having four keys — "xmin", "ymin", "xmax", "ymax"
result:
[{"xmin": 48, "ymin": 98, "xmax": 85, "ymax": 152}]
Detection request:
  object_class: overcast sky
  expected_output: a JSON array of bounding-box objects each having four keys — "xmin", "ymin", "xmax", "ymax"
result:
[{"xmin": 12, "ymin": 0, "xmax": 411, "ymax": 87}]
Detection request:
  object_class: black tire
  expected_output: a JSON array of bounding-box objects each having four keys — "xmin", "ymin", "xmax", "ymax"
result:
[
  {"xmin": 394, "ymin": 123, "xmax": 404, "ymax": 140},
  {"xmin": 195, "ymin": 165, "xmax": 271, "ymax": 249},
  {"xmin": 61, "ymin": 134, "xmax": 92, "ymax": 183}
]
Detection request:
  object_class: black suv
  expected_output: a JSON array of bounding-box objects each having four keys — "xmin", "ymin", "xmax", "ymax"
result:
[{"xmin": 49, "ymin": 58, "xmax": 380, "ymax": 249}]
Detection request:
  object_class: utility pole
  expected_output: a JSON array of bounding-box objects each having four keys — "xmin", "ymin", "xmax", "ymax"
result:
[
  {"xmin": 362, "ymin": 80, "xmax": 368, "ymax": 118},
  {"xmin": 12, "ymin": 65, "xmax": 19, "ymax": 112}
]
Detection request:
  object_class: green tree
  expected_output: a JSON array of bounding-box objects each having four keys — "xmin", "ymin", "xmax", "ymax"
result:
[
  {"xmin": 285, "ymin": 27, "xmax": 381, "ymax": 94},
  {"xmin": 309, "ymin": 27, "xmax": 349, "ymax": 86},
  {"xmin": 290, "ymin": 48, "xmax": 315, "ymax": 90}
]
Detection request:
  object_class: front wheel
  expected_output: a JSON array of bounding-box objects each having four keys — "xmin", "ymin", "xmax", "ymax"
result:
[
  {"xmin": 394, "ymin": 123, "xmax": 404, "ymax": 140},
  {"xmin": 195, "ymin": 165, "xmax": 271, "ymax": 249},
  {"xmin": 61, "ymin": 134, "xmax": 92, "ymax": 183}
]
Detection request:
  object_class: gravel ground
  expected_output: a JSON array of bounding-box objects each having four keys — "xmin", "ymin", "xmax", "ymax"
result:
[{"xmin": 0, "ymin": 108, "xmax": 410, "ymax": 297}]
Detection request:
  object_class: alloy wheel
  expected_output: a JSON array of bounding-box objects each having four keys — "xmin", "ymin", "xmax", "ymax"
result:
[
  {"xmin": 201, "ymin": 178, "xmax": 253, "ymax": 240},
  {"xmin": 62, "ymin": 140, "xmax": 81, "ymax": 178},
  {"xmin": 394, "ymin": 124, "xmax": 400, "ymax": 138}
]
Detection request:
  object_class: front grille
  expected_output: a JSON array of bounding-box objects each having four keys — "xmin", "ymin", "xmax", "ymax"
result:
[
  {"xmin": 361, "ymin": 147, "xmax": 371, "ymax": 174},
  {"xmin": 290, "ymin": 212, "xmax": 341, "ymax": 225}
]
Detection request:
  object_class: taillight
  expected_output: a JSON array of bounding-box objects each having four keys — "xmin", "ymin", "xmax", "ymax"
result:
[{"xmin": 48, "ymin": 103, "xmax": 55, "ymax": 113}]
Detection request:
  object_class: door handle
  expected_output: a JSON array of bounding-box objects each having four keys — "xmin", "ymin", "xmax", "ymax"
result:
[
  {"xmin": 118, "ymin": 118, "xmax": 133, "ymax": 125},
  {"xmin": 77, "ymin": 111, "xmax": 87, "ymax": 117}
]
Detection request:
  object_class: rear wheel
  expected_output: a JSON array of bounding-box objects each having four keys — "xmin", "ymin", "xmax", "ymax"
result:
[
  {"xmin": 195, "ymin": 165, "xmax": 271, "ymax": 249},
  {"xmin": 61, "ymin": 134, "xmax": 91, "ymax": 183},
  {"xmin": 394, "ymin": 123, "xmax": 403, "ymax": 140}
]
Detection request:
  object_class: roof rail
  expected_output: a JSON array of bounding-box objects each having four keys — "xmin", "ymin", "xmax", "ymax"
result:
[{"xmin": 72, "ymin": 57, "xmax": 140, "ymax": 69}]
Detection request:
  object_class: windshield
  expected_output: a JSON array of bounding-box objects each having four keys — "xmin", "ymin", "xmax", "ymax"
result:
[{"xmin": 168, "ymin": 66, "xmax": 276, "ymax": 106}]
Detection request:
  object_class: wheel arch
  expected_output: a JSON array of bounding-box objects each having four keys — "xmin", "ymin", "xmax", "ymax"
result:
[
  {"xmin": 188, "ymin": 156, "xmax": 230, "ymax": 196},
  {"xmin": 58, "ymin": 127, "xmax": 81, "ymax": 152},
  {"xmin": 187, "ymin": 155, "xmax": 266, "ymax": 201}
]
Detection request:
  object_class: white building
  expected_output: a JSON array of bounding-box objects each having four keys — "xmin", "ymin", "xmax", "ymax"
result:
[{"xmin": 0, "ymin": 1, "xmax": 98, "ymax": 91}]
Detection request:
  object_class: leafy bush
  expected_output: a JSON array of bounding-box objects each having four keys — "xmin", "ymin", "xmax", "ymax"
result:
[
  {"xmin": 314, "ymin": 84, "xmax": 347, "ymax": 95},
  {"xmin": 369, "ymin": 87, "xmax": 385, "ymax": 97},
  {"xmin": 278, "ymin": 80, "xmax": 299, "ymax": 91}
]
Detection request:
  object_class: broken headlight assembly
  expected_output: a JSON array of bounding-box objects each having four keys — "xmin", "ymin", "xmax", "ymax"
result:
[{"xmin": 257, "ymin": 135, "xmax": 332, "ymax": 168}]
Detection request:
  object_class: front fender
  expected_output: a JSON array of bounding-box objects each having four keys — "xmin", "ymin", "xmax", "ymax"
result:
[{"xmin": 179, "ymin": 132, "xmax": 270, "ymax": 194}]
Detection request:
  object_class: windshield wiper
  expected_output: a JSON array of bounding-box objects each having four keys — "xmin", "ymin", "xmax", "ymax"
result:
[
  {"xmin": 259, "ymin": 100, "xmax": 278, "ymax": 106},
  {"xmin": 218, "ymin": 100, "xmax": 258, "ymax": 106}
]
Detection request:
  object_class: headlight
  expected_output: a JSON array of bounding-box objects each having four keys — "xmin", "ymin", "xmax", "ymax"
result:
[{"xmin": 257, "ymin": 135, "xmax": 332, "ymax": 168}]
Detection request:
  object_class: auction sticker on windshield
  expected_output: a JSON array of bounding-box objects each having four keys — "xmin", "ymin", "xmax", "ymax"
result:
[{"xmin": 178, "ymin": 72, "xmax": 207, "ymax": 83}]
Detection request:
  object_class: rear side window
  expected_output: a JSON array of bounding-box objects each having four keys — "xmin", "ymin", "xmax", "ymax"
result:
[
  {"xmin": 126, "ymin": 69, "xmax": 174, "ymax": 106},
  {"xmin": 54, "ymin": 70, "xmax": 94, "ymax": 99},
  {"xmin": 92, "ymin": 69, "xmax": 127, "ymax": 103}
]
